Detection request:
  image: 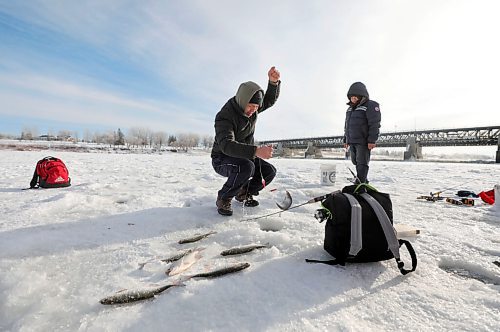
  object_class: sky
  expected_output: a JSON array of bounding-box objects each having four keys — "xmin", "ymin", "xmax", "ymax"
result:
[
  {"xmin": 0, "ymin": 149, "xmax": 499, "ymax": 331},
  {"xmin": 1, "ymin": 0, "xmax": 499, "ymax": 140}
]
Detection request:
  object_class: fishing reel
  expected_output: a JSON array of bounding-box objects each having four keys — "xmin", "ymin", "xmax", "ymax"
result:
[{"xmin": 314, "ymin": 209, "xmax": 330, "ymax": 223}]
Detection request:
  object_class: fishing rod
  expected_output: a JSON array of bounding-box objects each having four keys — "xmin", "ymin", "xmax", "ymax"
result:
[
  {"xmin": 242, "ymin": 166, "xmax": 361, "ymax": 222},
  {"xmin": 346, "ymin": 166, "xmax": 361, "ymax": 184},
  {"xmin": 429, "ymin": 178, "xmax": 477, "ymax": 197},
  {"xmin": 241, "ymin": 191, "xmax": 339, "ymax": 222},
  {"xmin": 417, "ymin": 178, "xmax": 479, "ymax": 201},
  {"xmin": 243, "ymin": 166, "xmax": 358, "ymax": 222}
]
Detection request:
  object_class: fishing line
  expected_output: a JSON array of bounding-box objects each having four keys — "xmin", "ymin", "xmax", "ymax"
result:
[
  {"xmin": 241, "ymin": 179, "xmax": 251, "ymax": 216},
  {"xmin": 259, "ymin": 158, "xmax": 266, "ymax": 189},
  {"xmin": 240, "ymin": 159, "xmax": 261, "ymax": 215},
  {"xmin": 241, "ymin": 192, "xmax": 337, "ymax": 222}
]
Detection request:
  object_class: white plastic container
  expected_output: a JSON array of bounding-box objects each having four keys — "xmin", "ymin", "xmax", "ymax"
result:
[{"xmin": 320, "ymin": 164, "xmax": 336, "ymax": 186}]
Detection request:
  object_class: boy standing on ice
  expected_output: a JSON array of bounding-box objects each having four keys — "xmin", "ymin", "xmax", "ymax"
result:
[
  {"xmin": 343, "ymin": 82, "xmax": 381, "ymax": 184},
  {"xmin": 211, "ymin": 66, "xmax": 281, "ymax": 216}
]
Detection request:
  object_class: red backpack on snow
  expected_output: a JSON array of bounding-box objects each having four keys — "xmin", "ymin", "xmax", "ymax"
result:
[{"xmin": 29, "ymin": 156, "xmax": 71, "ymax": 189}]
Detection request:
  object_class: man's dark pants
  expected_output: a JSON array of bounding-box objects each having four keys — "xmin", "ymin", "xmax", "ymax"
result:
[
  {"xmin": 212, "ymin": 154, "xmax": 276, "ymax": 200},
  {"xmin": 350, "ymin": 144, "xmax": 371, "ymax": 183}
]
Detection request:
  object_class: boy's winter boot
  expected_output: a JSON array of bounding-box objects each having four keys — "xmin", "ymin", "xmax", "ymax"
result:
[{"xmin": 216, "ymin": 197, "xmax": 233, "ymax": 216}]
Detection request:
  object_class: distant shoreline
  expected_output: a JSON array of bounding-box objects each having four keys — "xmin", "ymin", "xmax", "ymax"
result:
[{"xmin": 0, "ymin": 139, "xmax": 497, "ymax": 164}]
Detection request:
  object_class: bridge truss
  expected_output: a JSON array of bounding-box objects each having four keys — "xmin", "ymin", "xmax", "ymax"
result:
[{"xmin": 258, "ymin": 126, "xmax": 500, "ymax": 149}]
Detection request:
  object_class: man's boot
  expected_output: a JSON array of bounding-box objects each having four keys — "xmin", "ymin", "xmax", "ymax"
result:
[
  {"xmin": 216, "ymin": 197, "xmax": 233, "ymax": 216},
  {"xmin": 235, "ymin": 188, "xmax": 259, "ymax": 207}
]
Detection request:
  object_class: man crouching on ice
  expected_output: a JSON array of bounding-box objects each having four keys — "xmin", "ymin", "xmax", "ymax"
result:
[{"xmin": 211, "ymin": 66, "xmax": 281, "ymax": 216}]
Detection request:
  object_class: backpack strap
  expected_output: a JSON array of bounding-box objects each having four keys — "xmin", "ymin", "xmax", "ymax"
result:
[
  {"xmin": 360, "ymin": 193, "xmax": 417, "ymax": 275},
  {"xmin": 306, "ymin": 192, "xmax": 362, "ymax": 265},
  {"xmin": 354, "ymin": 183, "xmax": 379, "ymax": 193},
  {"xmin": 360, "ymin": 193, "xmax": 400, "ymax": 257},
  {"xmin": 398, "ymin": 239, "xmax": 418, "ymax": 275},
  {"xmin": 28, "ymin": 157, "xmax": 56, "ymax": 189},
  {"xmin": 343, "ymin": 193, "xmax": 362, "ymax": 256},
  {"xmin": 29, "ymin": 167, "xmax": 39, "ymax": 189},
  {"xmin": 305, "ymin": 258, "xmax": 345, "ymax": 266}
]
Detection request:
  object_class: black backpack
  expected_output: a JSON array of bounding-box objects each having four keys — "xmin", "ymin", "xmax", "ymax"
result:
[{"xmin": 306, "ymin": 184, "xmax": 417, "ymax": 275}]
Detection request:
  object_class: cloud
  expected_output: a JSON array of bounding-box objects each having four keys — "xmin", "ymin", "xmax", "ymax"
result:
[
  {"xmin": 1, "ymin": 0, "xmax": 499, "ymax": 138},
  {"xmin": 0, "ymin": 71, "xmax": 211, "ymax": 134}
]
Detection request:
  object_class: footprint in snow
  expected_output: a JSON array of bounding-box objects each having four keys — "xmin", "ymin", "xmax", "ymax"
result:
[{"xmin": 438, "ymin": 259, "xmax": 500, "ymax": 286}]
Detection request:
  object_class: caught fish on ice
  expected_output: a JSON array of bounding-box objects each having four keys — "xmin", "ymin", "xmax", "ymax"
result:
[
  {"xmin": 220, "ymin": 243, "xmax": 271, "ymax": 256},
  {"xmin": 160, "ymin": 249, "xmax": 195, "ymax": 263},
  {"xmin": 100, "ymin": 262, "xmax": 250, "ymax": 305},
  {"xmin": 100, "ymin": 283, "xmax": 182, "ymax": 305},
  {"xmin": 178, "ymin": 231, "xmax": 217, "ymax": 244},
  {"xmin": 189, "ymin": 262, "xmax": 250, "ymax": 279},
  {"xmin": 138, "ymin": 249, "xmax": 194, "ymax": 270},
  {"xmin": 166, "ymin": 248, "xmax": 204, "ymax": 276}
]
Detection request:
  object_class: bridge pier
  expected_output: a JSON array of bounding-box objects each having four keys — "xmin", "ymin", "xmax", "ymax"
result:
[
  {"xmin": 274, "ymin": 143, "xmax": 284, "ymax": 157},
  {"xmin": 275, "ymin": 143, "xmax": 293, "ymax": 158},
  {"xmin": 305, "ymin": 142, "xmax": 323, "ymax": 158},
  {"xmin": 404, "ymin": 137, "xmax": 423, "ymax": 161},
  {"xmin": 496, "ymin": 137, "xmax": 500, "ymax": 163}
]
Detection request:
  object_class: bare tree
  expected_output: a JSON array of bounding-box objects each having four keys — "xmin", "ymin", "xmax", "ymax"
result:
[
  {"xmin": 128, "ymin": 127, "xmax": 151, "ymax": 148},
  {"xmin": 92, "ymin": 132, "xmax": 105, "ymax": 144},
  {"xmin": 126, "ymin": 130, "xmax": 140, "ymax": 148},
  {"xmin": 189, "ymin": 133, "xmax": 201, "ymax": 147},
  {"xmin": 47, "ymin": 129, "xmax": 55, "ymax": 141},
  {"xmin": 152, "ymin": 131, "xmax": 168, "ymax": 149},
  {"xmin": 57, "ymin": 130, "xmax": 72, "ymax": 141},
  {"xmin": 0, "ymin": 132, "xmax": 15, "ymax": 139},
  {"xmin": 176, "ymin": 133, "xmax": 200, "ymax": 148},
  {"xmin": 84, "ymin": 129, "xmax": 93, "ymax": 143},
  {"xmin": 201, "ymin": 135, "xmax": 214, "ymax": 149},
  {"xmin": 101, "ymin": 130, "xmax": 115, "ymax": 146},
  {"xmin": 21, "ymin": 126, "xmax": 38, "ymax": 140}
]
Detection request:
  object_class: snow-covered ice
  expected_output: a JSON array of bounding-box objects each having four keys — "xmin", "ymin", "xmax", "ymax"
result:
[{"xmin": 0, "ymin": 150, "xmax": 498, "ymax": 331}]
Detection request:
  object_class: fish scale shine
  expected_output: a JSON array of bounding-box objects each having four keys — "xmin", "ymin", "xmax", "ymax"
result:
[
  {"xmin": 190, "ymin": 262, "xmax": 250, "ymax": 279},
  {"xmin": 100, "ymin": 284, "xmax": 179, "ymax": 305},
  {"xmin": 178, "ymin": 231, "xmax": 217, "ymax": 244},
  {"xmin": 220, "ymin": 244, "xmax": 270, "ymax": 256}
]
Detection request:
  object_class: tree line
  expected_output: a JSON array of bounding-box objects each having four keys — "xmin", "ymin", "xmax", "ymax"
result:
[{"xmin": 7, "ymin": 127, "xmax": 215, "ymax": 149}]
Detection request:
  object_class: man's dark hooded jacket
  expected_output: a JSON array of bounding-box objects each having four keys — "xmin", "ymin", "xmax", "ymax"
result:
[
  {"xmin": 344, "ymin": 82, "xmax": 381, "ymax": 145},
  {"xmin": 211, "ymin": 81, "xmax": 280, "ymax": 159}
]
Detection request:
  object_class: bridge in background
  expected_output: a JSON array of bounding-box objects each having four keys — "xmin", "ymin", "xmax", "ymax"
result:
[{"xmin": 258, "ymin": 126, "xmax": 500, "ymax": 162}]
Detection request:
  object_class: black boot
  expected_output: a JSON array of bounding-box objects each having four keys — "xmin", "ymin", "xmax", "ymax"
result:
[
  {"xmin": 235, "ymin": 189, "xmax": 259, "ymax": 207},
  {"xmin": 216, "ymin": 197, "xmax": 233, "ymax": 216}
]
